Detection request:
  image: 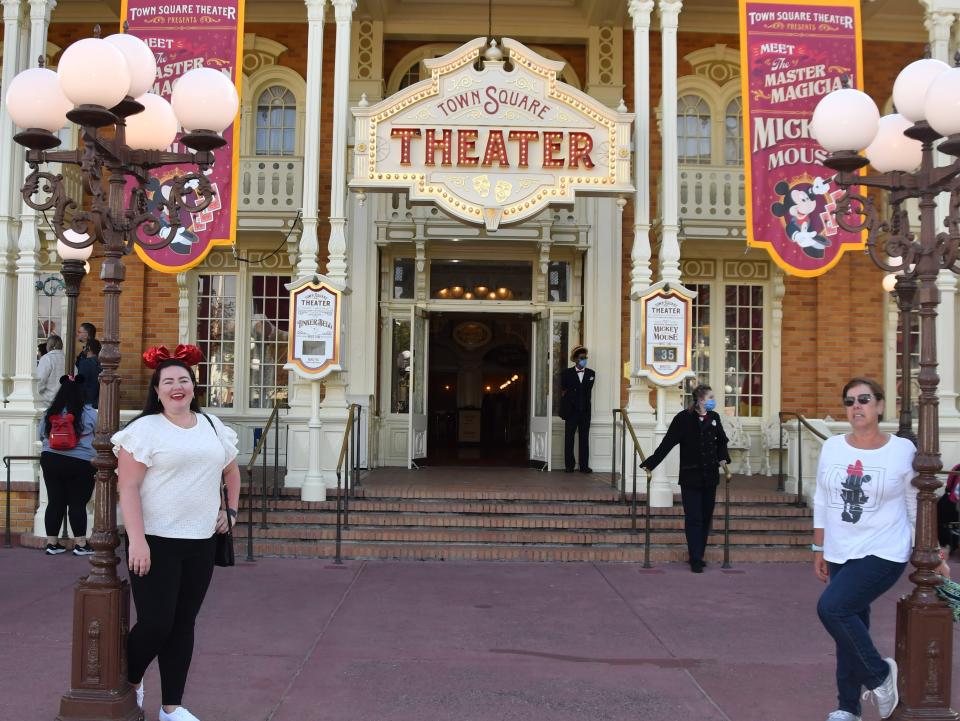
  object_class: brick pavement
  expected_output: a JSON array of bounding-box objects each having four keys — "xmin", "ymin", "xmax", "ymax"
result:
[{"xmin": 3, "ymin": 547, "xmax": 959, "ymax": 721}]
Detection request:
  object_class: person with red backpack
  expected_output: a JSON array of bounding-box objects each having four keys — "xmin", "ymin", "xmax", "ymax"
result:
[{"xmin": 38, "ymin": 374, "xmax": 97, "ymax": 555}]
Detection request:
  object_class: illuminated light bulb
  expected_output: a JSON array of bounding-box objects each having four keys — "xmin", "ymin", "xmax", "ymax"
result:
[
  {"xmin": 463, "ymin": 291, "xmax": 475, "ymax": 300},
  {"xmin": 449, "ymin": 286, "xmax": 464, "ymax": 298}
]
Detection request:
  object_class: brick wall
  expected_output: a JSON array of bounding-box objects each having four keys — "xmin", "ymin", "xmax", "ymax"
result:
[{"xmin": 0, "ymin": 483, "xmax": 39, "ymax": 539}]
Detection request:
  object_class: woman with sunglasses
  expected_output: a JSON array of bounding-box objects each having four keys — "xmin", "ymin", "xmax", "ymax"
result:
[{"xmin": 813, "ymin": 377, "xmax": 948, "ymax": 721}]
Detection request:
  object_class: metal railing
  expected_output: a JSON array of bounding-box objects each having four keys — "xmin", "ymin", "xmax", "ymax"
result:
[
  {"xmin": 333, "ymin": 404, "xmax": 363, "ymax": 565},
  {"xmin": 612, "ymin": 409, "xmax": 654, "ymax": 567},
  {"xmin": 778, "ymin": 411, "xmax": 829, "ymax": 507},
  {"xmin": 243, "ymin": 398, "xmax": 288, "ymax": 562},
  {"xmin": 3, "ymin": 455, "xmax": 40, "ymax": 548},
  {"xmin": 721, "ymin": 463, "xmax": 734, "ymax": 569}
]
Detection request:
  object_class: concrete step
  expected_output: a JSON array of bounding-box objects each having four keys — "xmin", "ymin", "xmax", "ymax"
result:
[
  {"xmin": 231, "ymin": 524, "xmax": 810, "ymax": 546},
  {"xmin": 242, "ymin": 510, "xmax": 813, "ymax": 531},
  {"xmin": 237, "ymin": 538, "xmax": 812, "ymax": 563},
  {"xmin": 248, "ymin": 498, "xmax": 812, "ymax": 517}
]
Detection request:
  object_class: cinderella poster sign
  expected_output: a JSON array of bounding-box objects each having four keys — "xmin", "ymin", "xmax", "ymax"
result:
[
  {"xmin": 739, "ymin": 0, "xmax": 864, "ymax": 277},
  {"xmin": 120, "ymin": 0, "xmax": 244, "ymax": 272}
]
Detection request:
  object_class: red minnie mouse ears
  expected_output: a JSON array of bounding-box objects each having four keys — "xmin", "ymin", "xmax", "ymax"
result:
[{"xmin": 143, "ymin": 344, "xmax": 204, "ymax": 369}]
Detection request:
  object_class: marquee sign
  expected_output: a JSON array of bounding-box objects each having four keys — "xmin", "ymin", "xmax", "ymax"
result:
[
  {"xmin": 284, "ymin": 276, "xmax": 343, "ymax": 380},
  {"xmin": 635, "ymin": 282, "xmax": 696, "ymax": 386},
  {"xmin": 350, "ymin": 38, "xmax": 634, "ymax": 230}
]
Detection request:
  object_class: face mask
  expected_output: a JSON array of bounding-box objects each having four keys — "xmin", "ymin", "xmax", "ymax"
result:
[
  {"xmin": 704, "ymin": 398, "xmax": 716, "ymax": 412},
  {"xmin": 577, "ymin": 358, "xmax": 587, "ymax": 368}
]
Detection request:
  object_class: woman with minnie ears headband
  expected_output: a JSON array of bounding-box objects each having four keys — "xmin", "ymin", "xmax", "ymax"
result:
[
  {"xmin": 37, "ymin": 373, "xmax": 97, "ymax": 555},
  {"xmin": 113, "ymin": 344, "xmax": 240, "ymax": 721}
]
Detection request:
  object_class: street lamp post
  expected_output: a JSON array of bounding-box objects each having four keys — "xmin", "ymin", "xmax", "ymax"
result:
[
  {"xmin": 4, "ymin": 27, "xmax": 238, "ymax": 721},
  {"xmin": 814, "ymin": 58, "xmax": 960, "ymax": 720},
  {"xmin": 57, "ymin": 235, "xmax": 91, "ymax": 374},
  {"xmin": 891, "ymin": 273, "xmax": 919, "ymax": 445}
]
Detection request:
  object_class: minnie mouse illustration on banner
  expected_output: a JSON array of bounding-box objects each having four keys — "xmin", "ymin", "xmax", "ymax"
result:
[{"xmin": 771, "ymin": 176, "xmax": 834, "ymax": 259}]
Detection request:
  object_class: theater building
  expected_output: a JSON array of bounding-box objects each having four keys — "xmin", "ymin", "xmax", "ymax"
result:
[{"xmin": 1, "ymin": 0, "xmax": 959, "ymax": 542}]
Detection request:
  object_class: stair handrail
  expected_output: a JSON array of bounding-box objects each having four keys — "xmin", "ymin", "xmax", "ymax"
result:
[
  {"xmin": 334, "ymin": 403, "xmax": 362, "ymax": 565},
  {"xmin": 778, "ymin": 410, "xmax": 830, "ymax": 507},
  {"xmin": 613, "ymin": 409, "xmax": 654, "ymax": 568},
  {"xmin": 721, "ymin": 462, "xmax": 733, "ymax": 569},
  {"xmin": 242, "ymin": 397, "xmax": 286, "ymax": 562}
]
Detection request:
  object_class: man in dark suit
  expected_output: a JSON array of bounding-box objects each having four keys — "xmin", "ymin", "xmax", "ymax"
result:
[{"xmin": 559, "ymin": 345, "xmax": 595, "ymax": 473}]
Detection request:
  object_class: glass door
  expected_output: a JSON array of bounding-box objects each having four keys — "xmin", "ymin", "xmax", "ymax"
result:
[
  {"xmin": 408, "ymin": 306, "xmax": 429, "ymax": 468},
  {"xmin": 529, "ymin": 310, "xmax": 553, "ymax": 469}
]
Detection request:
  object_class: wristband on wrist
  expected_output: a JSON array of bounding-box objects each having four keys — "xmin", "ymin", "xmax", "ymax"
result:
[
  {"xmin": 226, "ymin": 508, "xmax": 237, "ymax": 519},
  {"xmin": 811, "ymin": 543, "xmax": 824, "ymax": 552}
]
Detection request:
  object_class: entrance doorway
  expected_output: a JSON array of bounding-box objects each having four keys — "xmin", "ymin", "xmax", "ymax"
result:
[{"xmin": 426, "ymin": 313, "xmax": 531, "ymax": 466}]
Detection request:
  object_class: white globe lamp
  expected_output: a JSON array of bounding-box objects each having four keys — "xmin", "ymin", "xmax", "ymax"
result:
[
  {"xmin": 104, "ymin": 33, "xmax": 157, "ymax": 98},
  {"xmin": 124, "ymin": 93, "xmax": 179, "ymax": 151},
  {"xmin": 923, "ymin": 67, "xmax": 960, "ymax": 155},
  {"xmin": 57, "ymin": 38, "xmax": 131, "ymax": 126},
  {"xmin": 811, "ymin": 88, "xmax": 880, "ymax": 172},
  {"xmin": 171, "ymin": 68, "xmax": 238, "ymax": 151},
  {"xmin": 892, "ymin": 58, "xmax": 950, "ymax": 122},
  {"xmin": 5, "ymin": 67, "xmax": 73, "ymax": 149},
  {"xmin": 865, "ymin": 114, "xmax": 922, "ymax": 172}
]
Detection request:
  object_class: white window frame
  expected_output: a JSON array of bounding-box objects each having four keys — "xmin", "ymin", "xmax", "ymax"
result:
[
  {"xmin": 189, "ymin": 253, "xmax": 294, "ymax": 411},
  {"xmin": 681, "ymin": 260, "xmax": 774, "ymax": 419}
]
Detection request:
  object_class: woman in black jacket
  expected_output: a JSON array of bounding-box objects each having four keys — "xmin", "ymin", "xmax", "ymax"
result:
[{"xmin": 640, "ymin": 384, "xmax": 731, "ymax": 572}]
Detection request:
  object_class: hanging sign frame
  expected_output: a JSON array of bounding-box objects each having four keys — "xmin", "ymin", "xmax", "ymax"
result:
[
  {"xmin": 284, "ymin": 276, "xmax": 343, "ymax": 380},
  {"xmin": 634, "ymin": 282, "xmax": 696, "ymax": 387}
]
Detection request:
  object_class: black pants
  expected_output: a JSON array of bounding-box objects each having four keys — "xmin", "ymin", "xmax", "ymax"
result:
[
  {"xmin": 39, "ymin": 452, "xmax": 95, "ymax": 538},
  {"xmin": 127, "ymin": 535, "xmax": 216, "ymax": 706},
  {"xmin": 564, "ymin": 413, "xmax": 591, "ymax": 471},
  {"xmin": 680, "ymin": 484, "xmax": 718, "ymax": 563}
]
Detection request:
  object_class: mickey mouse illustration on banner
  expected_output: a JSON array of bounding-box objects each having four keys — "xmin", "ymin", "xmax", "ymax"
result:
[{"xmin": 771, "ymin": 176, "xmax": 833, "ymax": 259}]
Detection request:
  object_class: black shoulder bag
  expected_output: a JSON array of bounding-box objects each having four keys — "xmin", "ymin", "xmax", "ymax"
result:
[{"xmin": 201, "ymin": 413, "xmax": 235, "ymax": 567}]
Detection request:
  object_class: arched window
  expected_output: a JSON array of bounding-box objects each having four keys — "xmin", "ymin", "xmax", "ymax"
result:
[
  {"xmin": 724, "ymin": 97, "xmax": 743, "ymax": 165},
  {"xmin": 398, "ymin": 62, "xmax": 421, "ymax": 90},
  {"xmin": 255, "ymin": 86, "xmax": 296, "ymax": 156},
  {"xmin": 678, "ymin": 94, "xmax": 711, "ymax": 164}
]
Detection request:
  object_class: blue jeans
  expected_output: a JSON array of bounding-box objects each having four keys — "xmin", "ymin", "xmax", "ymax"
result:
[{"xmin": 817, "ymin": 555, "xmax": 906, "ymax": 715}]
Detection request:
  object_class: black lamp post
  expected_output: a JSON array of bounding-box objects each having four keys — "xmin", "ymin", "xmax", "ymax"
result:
[{"xmin": 5, "ymin": 27, "xmax": 236, "ymax": 721}]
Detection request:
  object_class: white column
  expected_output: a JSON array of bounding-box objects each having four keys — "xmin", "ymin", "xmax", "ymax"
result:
[
  {"xmin": 345, "ymin": 188, "xmax": 374, "ymax": 467},
  {"xmin": 582, "ymin": 196, "xmax": 622, "ymax": 472},
  {"xmin": 8, "ymin": 0, "xmax": 53, "ymax": 407},
  {"xmin": 926, "ymin": 10, "xmax": 960, "ymax": 418},
  {"xmin": 176, "ymin": 272, "xmax": 190, "ymax": 343},
  {"xmin": 297, "ymin": 0, "xmax": 326, "ymax": 277},
  {"xmin": 325, "ymin": 0, "xmax": 355, "ymax": 285},
  {"xmin": 657, "ymin": 0, "xmax": 682, "ymax": 284},
  {"xmin": 0, "ymin": 0, "xmax": 24, "ymax": 400},
  {"xmin": 937, "ymin": 272, "xmax": 960, "ymax": 417},
  {"xmin": 627, "ymin": 0, "xmax": 655, "ymax": 416}
]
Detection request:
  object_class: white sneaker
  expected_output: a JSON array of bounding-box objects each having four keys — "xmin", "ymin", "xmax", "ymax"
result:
[
  {"xmin": 158, "ymin": 707, "xmax": 200, "ymax": 721},
  {"xmin": 862, "ymin": 657, "xmax": 899, "ymax": 719},
  {"xmin": 826, "ymin": 711, "xmax": 861, "ymax": 721},
  {"xmin": 135, "ymin": 681, "xmax": 144, "ymax": 709}
]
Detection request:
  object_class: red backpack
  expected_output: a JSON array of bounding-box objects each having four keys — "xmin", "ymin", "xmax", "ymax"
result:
[{"xmin": 49, "ymin": 413, "xmax": 78, "ymax": 450}]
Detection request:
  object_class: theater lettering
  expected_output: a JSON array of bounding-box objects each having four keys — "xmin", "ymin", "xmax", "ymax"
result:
[
  {"xmin": 389, "ymin": 128, "xmax": 595, "ymax": 170},
  {"xmin": 351, "ymin": 37, "xmax": 634, "ymax": 230}
]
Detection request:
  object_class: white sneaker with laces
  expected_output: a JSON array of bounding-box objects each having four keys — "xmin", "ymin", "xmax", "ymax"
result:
[
  {"xmin": 862, "ymin": 657, "xmax": 899, "ymax": 719},
  {"xmin": 135, "ymin": 681, "xmax": 144, "ymax": 709},
  {"xmin": 826, "ymin": 711, "xmax": 861, "ymax": 721},
  {"xmin": 159, "ymin": 706, "xmax": 201, "ymax": 721}
]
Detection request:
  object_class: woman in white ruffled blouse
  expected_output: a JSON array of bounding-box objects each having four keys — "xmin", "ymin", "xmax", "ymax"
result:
[{"xmin": 113, "ymin": 351, "xmax": 240, "ymax": 721}]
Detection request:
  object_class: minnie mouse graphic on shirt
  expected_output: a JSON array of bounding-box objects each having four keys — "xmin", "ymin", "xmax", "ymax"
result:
[
  {"xmin": 771, "ymin": 176, "xmax": 833, "ymax": 260},
  {"xmin": 840, "ymin": 459, "xmax": 871, "ymax": 524}
]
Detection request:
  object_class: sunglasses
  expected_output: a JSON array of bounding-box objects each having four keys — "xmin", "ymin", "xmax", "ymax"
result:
[{"xmin": 843, "ymin": 394, "xmax": 875, "ymax": 407}]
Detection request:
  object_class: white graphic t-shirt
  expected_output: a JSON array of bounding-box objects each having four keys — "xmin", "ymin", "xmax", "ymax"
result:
[{"xmin": 813, "ymin": 434, "xmax": 917, "ymax": 564}]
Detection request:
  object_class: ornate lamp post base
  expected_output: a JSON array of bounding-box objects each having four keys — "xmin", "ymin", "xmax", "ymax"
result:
[
  {"xmin": 895, "ymin": 598, "xmax": 959, "ymax": 721},
  {"xmin": 57, "ymin": 580, "xmax": 141, "ymax": 721}
]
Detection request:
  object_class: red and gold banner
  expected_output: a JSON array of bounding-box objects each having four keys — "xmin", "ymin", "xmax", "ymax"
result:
[
  {"xmin": 739, "ymin": 0, "xmax": 864, "ymax": 277},
  {"xmin": 120, "ymin": 0, "xmax": 244, "ymax": 272}
]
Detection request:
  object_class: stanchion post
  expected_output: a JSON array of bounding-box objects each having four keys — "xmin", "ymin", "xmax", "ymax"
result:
[
  {"xmin": 722, "ymin": 465, "xmax": 732, "ymax": 569},
  {"xmin": 611, "ymin": 410, "xmax": 618, "ymax": 490},
  {"xmin": 631, "ymin": 448, "xmax": 638, "ymax": 532},
  {"xmin": 642, "ymin": 468, "xmax": 652, "ymax": 569},
  {"xmin": 334, "ymin": 470, "xmax": 343, "ymax": 565},
  {"xmin": 245, "ymin": 466, "xmax": 254, "ymax": 562}
]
